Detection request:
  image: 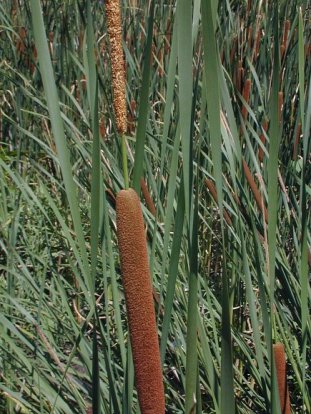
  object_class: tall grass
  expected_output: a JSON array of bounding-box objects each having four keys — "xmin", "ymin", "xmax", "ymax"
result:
[{"xmin": 0, "ymin": 0, "xmax": 310, "ymax": 413}]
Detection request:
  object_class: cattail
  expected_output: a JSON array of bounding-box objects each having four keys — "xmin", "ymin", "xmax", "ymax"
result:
[
  {"xmin": 165, "ymin": 20, "xmax": 172, "ymax": 54},
  {"xmin": 280, "ymin": 44, "xmax": 286, "ymax": 60},
  {"xmin": 99, "ymin": 117, "xmax": 106, "ymax": 140},
  {"xmin": 116, "ymin": 189, "xmax": 165, "ymax": 414},
  {"xmin": 273, "ymin": 343, "xmax": 291, "ymax": 414},
  {"xmin": 140, "ymin": 178, "xmax": 156, "ymax": 216},
  {"xmin": 292, "ymin": 122, "xmax": 301, "ymax": 160},
  {"xmin": 247, "ymin": 26, "xmax": 252, "ymax": 49},
  {"xmin": 242, "ymin": 159, "xmax": 268, "ymax": 223},
  {"xmin": 258, "ymin": 119, "xmax": 269, "ymax": 163},
  {"xmin": 282, "ymin": 20, "xmax": 290, "ymax": 49},
  {"xmin": 236, "ymin": 60, "xmax": 244, "ymax": 94},
  {"xmin": 254, "ymin": 28, "xmax": 262, "ymax": 59},
  {"xmin": 205, "ymin": 179, "xmax": 232, "ymax": 226},
  {"xmin": 105, "ymin": 0, "xmax": 127, "ymax": 134},
  {"xmin": 247, "ymin": 0, "xmax": 252, "ymax": 15},
  {"xmin": 242, "ymin": 78, "xmax": 251, "ymax": 120},
  {"xmin": 230, "ymin": 35, "xmax": 237, "ymax": 63}
]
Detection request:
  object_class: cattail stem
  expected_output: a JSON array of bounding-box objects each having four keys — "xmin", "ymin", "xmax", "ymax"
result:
[
  {"xmin": 116, "ymin": 189, "xmax": 165, "ymax": 413},
  {"xmin": 121, "ymin": 134, "xmax": 129, "ymax": 189},
  {"xmin": 273, "ymin": 343, "xmax": 291, "ymax": 414}
]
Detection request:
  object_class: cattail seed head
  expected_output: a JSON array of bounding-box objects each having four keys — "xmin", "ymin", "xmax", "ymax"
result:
[
  {"xmin": 116, "ymin": 189, "xmax": 165, "ymax": 414},
  {"xmin": 105, "ymin": 0, "xmax": 127, "ymax": 134},
  {"xmin": 273, "ymin": 342, "xmax": 291, "ymax": 414}
]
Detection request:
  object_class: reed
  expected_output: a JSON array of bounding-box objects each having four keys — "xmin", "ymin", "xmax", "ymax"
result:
[
  {"xmin": 116, "ymin": 188, "xmax": 165, "ymax": 414},
  {"xmin": 273, "ymin": 342, "xmax": 291, "ymax": 414}
]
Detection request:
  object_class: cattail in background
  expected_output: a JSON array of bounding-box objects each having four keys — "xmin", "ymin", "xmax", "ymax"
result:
[
  {"xmin": 242, "ymin": 78, "xmax": 251, "ymax": 120},
  {"xmin": 281, "ymin": 20, "xmax": 290, "ymax": 60},
  {"xmin": 292, "ymin": 122, "xmax": 301, "ymax": 160},
  {"xmin": 280, "ymin": 44, "xmax": 286, "ymax": 60},
  {"xmin": 258, "ymin": 119, "xmax": 269, "ymax": 163},
  {"xmin": 247, "ymin": 26, "xmax": 252, "ymax": 49},
  {"xmin": 230, "ymin": 34, "xmax": 237, "ymax": 63},
  {"xmin": 116, "ymin": 189, "xmax": 165, "ymax": 413},
  {"xmin": 254, "ymin": 27, "xmax": 262, "ymax": 60},
  {"xmin": 273, "ymin": 343, "xmax": 291, "ymax": 414},
  {"xmin": 242, "ymin": 159, "xmax": 268, "ymax": 223},
  {"xmin": 105, "ymin": 0, "xmax": 127, "ymax": 134},
  {"xmin": 205, "ymin": 179, "xmax": 232, "ymax": 226},
  {"xmin": 140, "ymin": 178, "xmax": 156, "ymax": 216},
  {"xmin": 236, "ymin": 60, "xmax": 244, "ymax": 94},
  {"xmin": 282, "ymin": 20, "xmax": 290, "ymax": 50}
]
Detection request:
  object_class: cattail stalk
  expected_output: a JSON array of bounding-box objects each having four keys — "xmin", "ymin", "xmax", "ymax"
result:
[
  {"xmin": 273, "ymin": 343, "xmax": 291, "ymax": 414},
  {"xmin": 116, "ymin": 189, "xmax": 165, "ymax": 414},
  {"xmin": 242, "ymin": 159, "xmax": 268, "ymax": 223}
]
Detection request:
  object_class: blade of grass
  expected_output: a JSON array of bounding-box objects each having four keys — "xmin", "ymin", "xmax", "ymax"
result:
[{"xmin": 201, "ymin": 1, "xmax": 235, "ymax": 412}]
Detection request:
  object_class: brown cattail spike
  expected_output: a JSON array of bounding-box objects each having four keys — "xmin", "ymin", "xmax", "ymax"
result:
[
  {"xmin": 242, "ymin": 159, "xmax": 268, "ymax": 223},
  {"xmin": 105, "ymin": 0, "xmax": 127, "ymax": 134},
  {"xmin": 116, "ymin": 189, "xmax": 165, "ymax": 414},
  {"xmin": 205, "ymin": 179, "xmax": 232, "ymax": 226},
  {"xmin": 273, "ymin": 343, "xmax": 291, "ymax": 414},
  {"xmin": 258, "ymin": 120, "xmax": 269, "ymax": 163},
  {"xmin": 283, "ymin": 20, "xmax": 290, "ymax": 49},
  {"xmin": 242, "ymin": 79, "xmax": 251, "ymax": 120},
  {"xmin": 140, "ymin": 178, "xmax": 156, "ymax": 216},
  {"xmin": 254, "ymin": 28, "xmax": 262, "ymax": 59}
]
